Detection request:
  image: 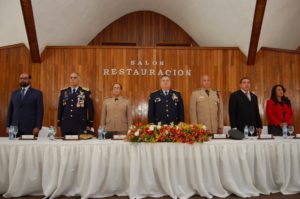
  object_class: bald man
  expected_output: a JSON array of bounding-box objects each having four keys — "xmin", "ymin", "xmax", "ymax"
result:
[
  {"xmin": 190, "ymin": 75, "xmax": 223, "ymax": 134},
  {"xmin": 57, "ymin": 72, "xmax": 94, "ymax": 136},
  {"xmin": 6, "ymin": 73, "xmax": 44, "ymax": 137}
]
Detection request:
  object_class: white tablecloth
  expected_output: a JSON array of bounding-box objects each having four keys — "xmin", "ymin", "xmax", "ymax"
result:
[{"xmin": 0, "ymin": 137, "xmax": 299, "ymax": 199}]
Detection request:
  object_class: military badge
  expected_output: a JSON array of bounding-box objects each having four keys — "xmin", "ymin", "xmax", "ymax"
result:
[
  {"xmin": 154, "ymin": 97, "xmax": 161, "ymax": 103},
  {"xmin": 172, "ymin": 93, "xmax": 179, "ymax": 106},
  {"xmin": 77, "ymin": 91, "xmax": 85, "ymax": 107},
  {"xmin": 63, "ymin": 91, "xmax": 69, "ymax": 106},
  {"xmin": 172, "ymin": 93, "xmax": 178, "ymax": 102}
]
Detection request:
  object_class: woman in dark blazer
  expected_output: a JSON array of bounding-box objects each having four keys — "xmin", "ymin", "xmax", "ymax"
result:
[{"xmin": 266, "ymin": 84, "xmax": 293, "ymax": 136}]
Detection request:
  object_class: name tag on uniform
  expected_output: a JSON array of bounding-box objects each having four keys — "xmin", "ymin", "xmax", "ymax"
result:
[
  {"xmin": 64, "ymin": 135, "xmax": 79, "ymax": 140},
  {"xmin": 21, "ymin": 135, "xmax": 35, "ymax": 140},
  {"xmin": 213, "ymin": 134, "xmax": 227, "ymax": 139},
  {"xmin": 259, "ymin": 134, "xmax": 273, "ymax": 139}
]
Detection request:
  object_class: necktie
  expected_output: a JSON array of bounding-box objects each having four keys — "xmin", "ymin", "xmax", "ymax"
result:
[
  {"xmin": 164, "ymin": 91, "xmax": 168, "ymax": 96},
  {"xmin": 246, "ymin": 92, "xmax": 251, "ymax": 101},
  {"xmin": 205, "ymin": 90, "xmax": 209, "ymax": 96},
  {"xmin": 21, "ymin": 88, "xmax": 25, "ymax": 100},
  {"xmin": 72, "ymin": 88, "xmax": 75, "ymax": 94},
  {"xmin": 115, "ymin": 98, "xmax": 118, "ymax": 102}
]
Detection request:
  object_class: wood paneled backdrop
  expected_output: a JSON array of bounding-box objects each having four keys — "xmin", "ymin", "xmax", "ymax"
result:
[
  {"xmin": 0, "ymin": 11, "xmax": 299, "ymax": 136},
  {"xmin": 1, "ymin": 44, "xmax": 300, "ymax": 136},
  {"xmin": 89, "ymin": 11, "xmax": 198, "ymax": 47}
]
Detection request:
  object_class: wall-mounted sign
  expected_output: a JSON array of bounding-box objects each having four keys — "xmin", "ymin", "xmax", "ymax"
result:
[{"xmin": 103, "ymin": 60, "xmax": 192, "ymax": 76}]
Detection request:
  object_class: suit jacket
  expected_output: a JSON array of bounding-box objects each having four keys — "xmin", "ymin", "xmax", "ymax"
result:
[
  {"xmin": 57, "ymin": 87, "xmax": 94, "ymax": 135},
  {"xmin": 229, "ymin": 90, "xmax": 262, "ymax": 132},
  {"xmin": 6, "ymin": 87, "xmax": 44, "ymax": 135},
  {"xmin": 190, "ymin": 88, "xmax": 223, "ymax": 133},
  {"xmin": 266, "ymin": 99, "xmax": 293, "ymax": 126},
  {"xmin": 101, "ymin": 96, "xmax": 132, "ymax": 132},
  {"xmin": 148, "ymin": 89, "xmax": 184, "ymax": 125}
]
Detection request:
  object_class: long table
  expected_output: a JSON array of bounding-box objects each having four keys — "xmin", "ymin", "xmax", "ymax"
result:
[{"xmin": 0, "ymin": 137, "xmax": 299, "ymax": 199}]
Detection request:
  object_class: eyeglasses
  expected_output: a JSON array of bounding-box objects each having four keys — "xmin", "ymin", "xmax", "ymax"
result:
[{"xmin": 70, "ymin": 76, "xmax": 78, "ymax": 79}]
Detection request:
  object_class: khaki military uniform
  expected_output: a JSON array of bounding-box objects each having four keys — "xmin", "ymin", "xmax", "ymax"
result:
[
  {"xmin": 101, "ymin": 96, "xmax": 132, "ymax": 132},
  {"xmin": 190, "ymin": 88, "xmax": 223, "ymax": 133}
]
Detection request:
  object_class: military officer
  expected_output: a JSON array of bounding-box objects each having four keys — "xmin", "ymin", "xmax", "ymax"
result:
[
  {"xmin": 57, "ymin": 72, "xmax": 94, "ymax": 136},
  {"xmin": 101, "ymin": 83, "xmax": 132, "ymax": 138},
  {"xmin": 190, "ymin": 75, "xmax": 223, "ymax": 134},
  {"xmin": 148, "ymin": 75, "xmax": 184, "ymax": 125}
]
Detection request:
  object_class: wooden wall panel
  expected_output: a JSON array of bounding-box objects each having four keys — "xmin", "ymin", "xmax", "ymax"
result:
[
  {"xmin": 89, "ymin": 11, "xmax": 198, "ymax": 47},
  {"xmin": 1, "ymin": 45, "xmax": 300, "ymax": 136},
  {"xmin": 35, "ymin": 46, "xmax": 300, "ymax": 135}
]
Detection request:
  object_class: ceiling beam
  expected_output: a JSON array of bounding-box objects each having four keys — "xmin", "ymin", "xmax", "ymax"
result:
[
  {"xmin": 20, "ymin": 0, "xmax": 41, "ymax": 63},
  {"xmin": 247, "ymin": 0, "xmax": 267, "ymax": 65}
]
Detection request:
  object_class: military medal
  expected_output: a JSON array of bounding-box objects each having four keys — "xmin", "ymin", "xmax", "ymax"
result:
[
  {"xmin": 77, "ymin": 91, "xmax": 85, "ymax": 107},
  {"xmin": 172, "ymin": 93, "xmax": 178, "ymax": 106},
  {"xmin": 172, "ymin": 93, "xmax": 178, "ymax": 101},
  {"xmin": 63, "ymin": 91, "xmax": 69, "ymax": 106}
]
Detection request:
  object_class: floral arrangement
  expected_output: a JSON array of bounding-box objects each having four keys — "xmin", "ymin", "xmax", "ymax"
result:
[{"xmin": 126, "ymin": 122, "xmax": 210, "ymax": 144}]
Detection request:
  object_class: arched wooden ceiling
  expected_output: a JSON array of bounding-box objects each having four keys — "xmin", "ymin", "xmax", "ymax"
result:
[{"xmin": 0, "ymin": 0, "xmax": 300, "ymax": 61}]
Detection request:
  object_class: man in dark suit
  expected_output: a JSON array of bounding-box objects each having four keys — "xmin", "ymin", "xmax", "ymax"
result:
[
  {"xmin": 57, "ymin": 72, "xmax": 94, "ymax": 136},
  {"xmin": 6, "ymin": 73, "xmax": 44, "ymax": 137},
  {"xmin": 148, "ymin": 75, "xmax": 184, "ymax": 125},
  {"xmin": 229, "ymin": 77, "xmax": 262, "ymax": 135}
]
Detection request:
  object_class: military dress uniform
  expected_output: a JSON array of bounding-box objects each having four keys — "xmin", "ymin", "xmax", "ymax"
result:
[
  {"xmin": 101, "ymin": 96, "xmax": 132, "ymax": 138},
  {"xmin": 190, "ymin": 88, "xmax": 223, "ymax": 134},
  {"xmin": 148, "ymin": 89, "xmax": 184, "ymax": 125},
  {"xmin": 57, "ymin": 87, "xmax": 94, "ymax": 136}
]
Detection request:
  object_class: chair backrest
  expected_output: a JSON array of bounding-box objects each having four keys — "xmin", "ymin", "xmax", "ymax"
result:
[{"xmin": 39, "ymin": 127, "xmax": 49, "ymax": 137}]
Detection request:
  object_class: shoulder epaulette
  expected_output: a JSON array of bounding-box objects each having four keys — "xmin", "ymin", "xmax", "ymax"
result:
[
  {"xmin": 60, "ymin": 87, "xmax": 68, "ymax": 91},
  {"xmin": 172, "ymin": 89, "xmax": 180, "ymax": 93},
  {"xmin": 151, "ymin": 89, "xmax": 160, "ymax": 94},
  {"xmin": 82, "ymin": 87, "xmax": 90, "ymax": 91}
]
